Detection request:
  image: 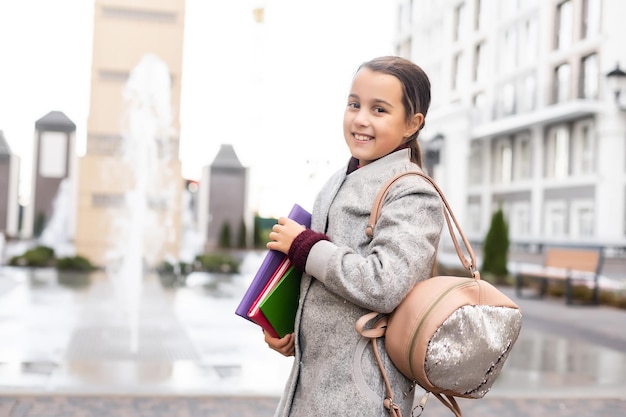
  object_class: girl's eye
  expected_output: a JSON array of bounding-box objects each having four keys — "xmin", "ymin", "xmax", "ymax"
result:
[
  {"xmin": 373, "ymin": 107, "xmax": 386, "ymax": 113},
  {"xmin": 347, "ymin": 102, "xmax": 360, "ymax": 109}
]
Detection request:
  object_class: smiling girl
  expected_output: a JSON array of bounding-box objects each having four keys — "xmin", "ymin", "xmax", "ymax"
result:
[{"xmin": 264, "ymin": 56, "xmax": 444, "ymax": 417}]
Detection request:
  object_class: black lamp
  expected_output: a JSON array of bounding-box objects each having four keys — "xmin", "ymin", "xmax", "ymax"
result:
[{"xmin": 606, "ymin": 62, "xmax": 626, "ymax": 104}]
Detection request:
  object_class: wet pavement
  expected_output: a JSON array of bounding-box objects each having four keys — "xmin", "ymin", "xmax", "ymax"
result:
[{"xmin": 0, "ymin": 251, "xmax": 625, "ymax": 416}]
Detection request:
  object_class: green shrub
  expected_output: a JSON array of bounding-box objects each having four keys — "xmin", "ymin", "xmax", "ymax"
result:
[
  {"xmin": 481, "ymin": 208, "xmax": 509, "ymax": 283},
  {"xmin": 237, "ymin": 218, "xmax": 247, "ymax": 249},
  {"xmin": 195, "ymin": 253, "xmax": 240, "ymax": 273},
  {"xmin": 34, "ymin": 212, "xmax": 46, "ymax": 238},
  {"xmin": 157, "ymin": 260, "xmax": 193, "ymax": 275},
  {"xmin": 9, "ymin": 245, "xmax": 55, "ymax": 267},
  {"xmin": 219, "ymin": 222, "xmax": 232, "ymax": 249},
  {"xmin": 56, "ymin": 255, "xmax": 96, "ymax": 272}
]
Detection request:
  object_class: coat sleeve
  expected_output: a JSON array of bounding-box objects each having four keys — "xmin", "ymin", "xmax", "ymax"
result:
[{"xmin": 305, "ymin": 176, "xmax": 445, "ymax": 313}]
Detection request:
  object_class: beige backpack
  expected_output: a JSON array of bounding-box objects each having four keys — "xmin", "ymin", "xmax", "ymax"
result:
[{"xmin": 356, "ymin": 171, "xmax": 523, "ymax": 417}]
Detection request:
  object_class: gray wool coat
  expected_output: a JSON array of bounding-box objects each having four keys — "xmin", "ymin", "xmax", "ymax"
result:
[{"xmin": 273, "ymin": 149, "xmax": 445, "ymax": 417}]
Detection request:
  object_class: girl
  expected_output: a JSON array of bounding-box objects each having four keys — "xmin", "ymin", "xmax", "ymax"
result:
[{"xmin": 265, "ymin": 56, "xmax": 444, "ymax": 417}]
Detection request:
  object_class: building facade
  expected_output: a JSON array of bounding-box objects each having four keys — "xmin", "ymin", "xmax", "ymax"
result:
[
  {"xmin": 395, "ymin": 0, "xmax": 626, "ymax": 256},
  {"xmin": 198, "ymin": 144, "xmax": 248, "ymax": 250},
  {"xmin": 0, "ymin": 131, "xmax": 20, "ymax": 238},
  {"xmin": 22, "ymin": 111, "xmax": 77, "ymax": 240},
  {"xmin": 75, "ymin": 0, "xmax": 186, "ymax": 267}
]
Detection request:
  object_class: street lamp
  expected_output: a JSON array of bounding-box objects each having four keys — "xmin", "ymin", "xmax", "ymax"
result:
[
  {"xmin": 423, "ymin": 133, "xmax": 445, "ymax": 177},
  {"xmin": 606, "ymin": 62, "xmax": 626, "ymax": 107}
]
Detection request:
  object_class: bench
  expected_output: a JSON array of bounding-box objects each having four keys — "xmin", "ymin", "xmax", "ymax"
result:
[{"xmin": 514, "ymin": 247, "xmax": 604, "ymax": 305}]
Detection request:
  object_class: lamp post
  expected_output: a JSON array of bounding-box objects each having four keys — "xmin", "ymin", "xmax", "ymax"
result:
[
  {"xmin": 423, "ymin": 133, "xmax": 444, "ymax": 177},
  {"xmin": 606, "ymin": 63, "xmax": 626, "ymax": 108}
]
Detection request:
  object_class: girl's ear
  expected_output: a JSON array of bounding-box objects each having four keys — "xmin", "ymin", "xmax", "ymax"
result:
[{"xmin": 406, "ymin": 113, "xmax": 424, "ymax": 137}]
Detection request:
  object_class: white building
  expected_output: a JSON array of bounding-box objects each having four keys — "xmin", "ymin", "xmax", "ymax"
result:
[{"xmin": 395, "ymin": 0, "xmax": 626, "ymax": 257}]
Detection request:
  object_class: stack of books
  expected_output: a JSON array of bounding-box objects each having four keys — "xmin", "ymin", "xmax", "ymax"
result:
[{"xmin": 235, "ymin": 204, "xmax": 311, "ymax": 338}]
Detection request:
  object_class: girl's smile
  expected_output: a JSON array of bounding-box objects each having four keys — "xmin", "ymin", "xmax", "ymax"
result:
[{"xmin": 353, "ymin": 133, "xmax": 374, "ymax": 142}]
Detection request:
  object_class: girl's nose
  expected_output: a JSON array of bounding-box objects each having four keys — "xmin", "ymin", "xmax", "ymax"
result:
[{"xmin": 354, "ymin": 109, "xmax": 369, "ymax": 127}]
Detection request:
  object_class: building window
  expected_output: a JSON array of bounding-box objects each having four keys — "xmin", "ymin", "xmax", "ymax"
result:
[
  {"xmin": 452, "ymin": 52, "xmax": 465, "ymax": 91},
  {"xmin": 554, "ymin": 63, "xmax": 571, "ymax": 103},
  {"xmin": 572, "ymin": 120, "xmax": 595, "ymax": 175},
  {"xmin": 502, "ymin": 82, "xmax": 516, "ymax": 116},
  {"xmin": 520, "ymin": 73, "xmax": 536, "ymax": 112},
  {"xmin": 92, "ymin": 193, "xmax": 125, "ymax": 208},
  {"xmin": 472, "ymin": 92, "xmax": 488, "ymax": 124},
  {"xmin": 473, "ymin": 42, "xmax": 486, "ymax": 82},
  {"xmin": 570, "ymin": 200, "xmax": 594, "ymax": 238},
  {"xmin": 454, "ymin": 2, "xmax": 467, "ymax": 42},
  {"xmin": 511, "ymin": 201, "xmax": 531, "ymax": 237},
  {"xmin": 102, "ymin": 6, "xmax": 177, "ymax": 22},
  {"xmin": 502, "ymin": 28, "xmax": 518, "ymax": 73},
  {"xmin": 582, "ymin": 0, "xmax": 601, "ymax": 39},
  {"xmin": 99, "ymin": 70, "xmax": 129, "ymax": 82},
  {"xmin": 469, "ymin": 141, "xmax": 483, "ymax": 184},
  {"xmin": 514, "ymin": 132, "xmax": 532, "ymax": 180},
  {"xmin": 475, "ymin": 0, "xmax": 488, "ymax": 31},
  {"xmin": 580, "ymin": 53, "xmax": 599, "ymax": 99},
  {"xmin": 544, "ymin": 200, "xmax": 567, "ymax": 238},
  {"xmin": 87, "ymin": 134, "xmax": 123, "ymax": 155},
  {"xmin": 468, "ymin": 202, "xmax": 482, "ymax": 234},
  {"xmin": 39, "ymin": 132, "xmax": 67, "ymax": 178},
  {"xmin": 521, "ymin": 18, "xmax": 538, "ymax": 65},
  {"xmin": 555, "ymin": 0, "xmax": 573, "ymax": 50},
  {"xmin": 492, "ymin": 137, "xmax": 513, "ymax": 184},
  {"xmin": 545, "ymin": 125, "xmax": 570, "ymax": 178}
]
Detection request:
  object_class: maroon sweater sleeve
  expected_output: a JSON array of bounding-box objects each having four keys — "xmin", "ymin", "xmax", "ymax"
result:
[{"xmin": 288, "ymin": 229, "xmax": 330, "ymax": 272}]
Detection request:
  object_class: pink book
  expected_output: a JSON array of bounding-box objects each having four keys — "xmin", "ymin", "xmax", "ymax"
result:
[{"xmin": 247, "ymin": 257, "xmax": 292, "ymax": 338}]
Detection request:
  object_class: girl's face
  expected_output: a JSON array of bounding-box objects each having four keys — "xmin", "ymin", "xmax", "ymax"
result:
[{"xmin": 343, "ymin": 68, "xmax": 422, "ymax": 167}]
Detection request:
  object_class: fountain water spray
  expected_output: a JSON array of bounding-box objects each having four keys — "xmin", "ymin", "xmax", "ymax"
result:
[
  {"xmin": 39, "ymin": 178, "xmax": 75, "ymax": 258},
  {"xmin": 107, "ymin": 53, "xmax": 178, "ymax": 353}
]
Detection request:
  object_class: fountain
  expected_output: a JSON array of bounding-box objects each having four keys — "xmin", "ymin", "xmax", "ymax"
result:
[
  {"xmin": 106, "ymin": 53, "xmax": 179, "ymax": 353},
  {"xmin": 39, "ymin": 178, "xmax": 75, "ymax": 258}
]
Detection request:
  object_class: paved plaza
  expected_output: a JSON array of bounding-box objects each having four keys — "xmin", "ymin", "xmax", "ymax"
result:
[{"xmin": 0, "ymin": 251, "xmax": 625, "ymax": 416}]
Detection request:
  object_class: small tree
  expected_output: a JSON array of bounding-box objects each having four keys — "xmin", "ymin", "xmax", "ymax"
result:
[
  {"xmin": 237, "ymin": 218, "xmax": 247, "ymax": 249},
  {"xmin": 218, "ymin": 221, "xmax": 232, "ymax": 249},
  {"xmin": 481, "ymin": 208, "xmax": 509, "ymax": 284},
  {"xmin": 34, "ymin": 212, "xmax": 46, "ymax": 238}
]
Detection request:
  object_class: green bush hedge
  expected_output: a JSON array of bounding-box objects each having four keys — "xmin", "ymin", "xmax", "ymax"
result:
[
  {"xmin": 56, "ymin": 255, "xmax": 96, "ymax": 272},
  {"xmin": 9, "ymin": 245, "xmax": 55, "ymax": 267},
  {"xmin": 195, "ymin": 253, "xmax": 240, "ymax": 273}
]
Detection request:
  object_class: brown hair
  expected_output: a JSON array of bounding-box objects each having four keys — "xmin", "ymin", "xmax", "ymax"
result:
[{"xmin": 358, "ymin": 56, "xmax": 431, "ymax": 167}]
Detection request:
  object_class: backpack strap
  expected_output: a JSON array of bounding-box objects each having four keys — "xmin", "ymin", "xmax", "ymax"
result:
[
  {"xmin": 355, "ymin": 313, "xmax": 401, "ymax": 417},
  {"xmin": 357, "ymin": 171, "xmax": 473, "ymax": 417},
  {"xmin": 365, "ymin": 171, "xmax": 478, "ymax": 279}
]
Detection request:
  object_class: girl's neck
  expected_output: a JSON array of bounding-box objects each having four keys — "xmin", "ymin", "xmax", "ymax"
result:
[{"xmin": 347, "ymin": 141, "xmax": 411, "ymax": 174}]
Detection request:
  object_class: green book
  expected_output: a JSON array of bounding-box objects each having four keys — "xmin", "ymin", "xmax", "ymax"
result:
[{"xmin": 259, "ymin": 265, "xmax": 301, "ymax": 338}]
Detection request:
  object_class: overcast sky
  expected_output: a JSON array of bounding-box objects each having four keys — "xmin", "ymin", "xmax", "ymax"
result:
[{"xmin": 0, "ymin": 0, "xmax": 396, "ymax": 216}]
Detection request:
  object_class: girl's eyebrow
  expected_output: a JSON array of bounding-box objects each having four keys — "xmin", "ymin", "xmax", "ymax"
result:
[
  {"xmin": 348, "ymin": 93, "xmax": 394, "ymax": 108},
  {"xmin": 373, "ymin": 98, "xmax": 394, "ymax": 108}
]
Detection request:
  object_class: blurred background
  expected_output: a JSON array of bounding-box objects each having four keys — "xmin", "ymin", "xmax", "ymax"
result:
[{"xmin": 0, "ymin": 0, "xmax": 625, "ymax": 415}]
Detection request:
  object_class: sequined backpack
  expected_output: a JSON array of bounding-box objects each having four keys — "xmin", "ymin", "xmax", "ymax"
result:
[{"xmin": 356, "ymin": 171, "xmax": 523, "ymax": 417}]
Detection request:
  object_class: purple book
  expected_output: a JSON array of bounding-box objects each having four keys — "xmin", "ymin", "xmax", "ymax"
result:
[{"xmin": 235, "ymin": 203, "xmax": 312, "ymax": 322}]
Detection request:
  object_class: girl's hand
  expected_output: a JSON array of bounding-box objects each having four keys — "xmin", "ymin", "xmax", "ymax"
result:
[
  {"xmin": 264, "ymin": 330, "xmax": 295, "ymax": 357},
  {"xmin": 266, "ymin": 217, "xmax": 305, "ymax": 255}
]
